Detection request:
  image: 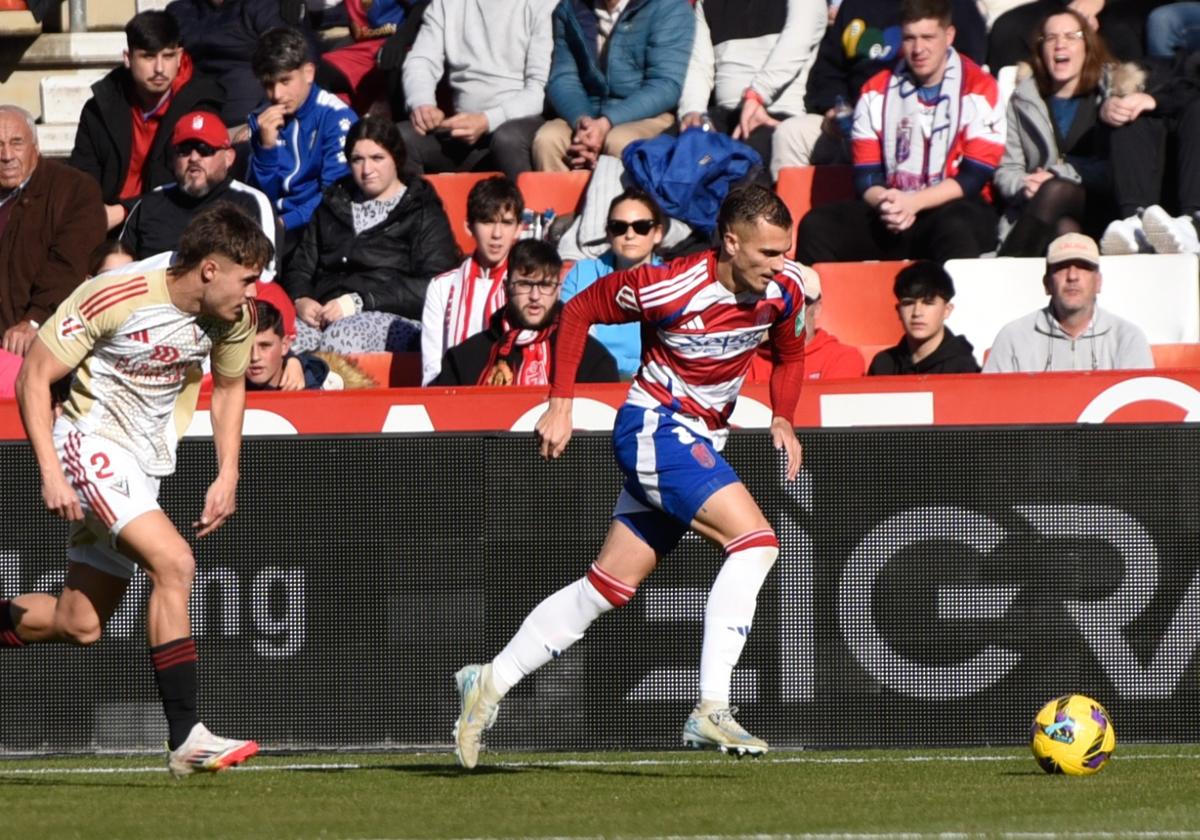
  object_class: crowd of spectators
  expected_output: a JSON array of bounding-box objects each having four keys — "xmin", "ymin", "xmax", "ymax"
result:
[{"xmin": 1, "ymin": 0, "xmax": 1197, "ymax": 397}]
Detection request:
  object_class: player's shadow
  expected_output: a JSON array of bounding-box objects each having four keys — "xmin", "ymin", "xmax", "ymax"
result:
[
  {"xmin": 0, "ymin": 776, "xmax": 171, "ymax": 790},
  {"xmin": 283, "ymin": 763, "xmax": 698, "ymax": 780}
]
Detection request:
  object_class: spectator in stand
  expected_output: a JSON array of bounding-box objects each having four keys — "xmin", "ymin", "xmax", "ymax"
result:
[
  {"xmin": 434, "ymin": 238, "xmax": 618, "ymax": 385},
  {"xmin": 285, "ymin": 116, "xmax": 457, "ymax": 354},
  {"xmin": 246, "ymin": 299, "xmax": 377, "ymax": 391},
  {"xmin": 773, "ymin": 0, "xmax": 986, "ymax": 167},
  {"xmin": 1098, "ymin": 54, "xmax": 1200, "ymax": 255},
  {"xmin": 248, "ymin": 27, "xmax": 359, "ymax": 261},
  {"xmin": 68, "ymin": 11, "xmax": 222, "ymax": 233},
  {"xmin": 988, "ymin": 1, "xmax": 1168, "ymax": 69},
  {"xmin": 868, "ymin": 260, "xmax": 979, "ymax": 375},
  {"xmin": 166, "ymin": 0, "xmax": 322, "ymax": 128},
  {"xmin": 994, "ymin": 10, "xmax": 1114, "ymax": 257},
  {"xmin": 0, "ymin": 106, "xmax": 106, "ymax": 376},
  {"xmin": 319, "ymin": 0, "xmax": 408, "ymax": 115},
  {"xmin": 1147, "ymin": 3, "xmax": 1200, "ymax": 58},
  {"xmin": 399, "ymin": 0, "xmax": 557, "ymax": 180},
  {"xmin": 533, "ymin": 0, "xmax": 696, "ymax": 172},
  {"xmin": 677, "ymin": 0, "xmax": 828, "ymax": 180},
  {"xmin": 794, "ymin": 0, "xmax": 1004, "ymax": 265},
  {"xmin": 560, "ymin": 188, "xmax": 664, "ymax": 378},
  {"xmin": 984, "ymin": 232, "xmax": 1152, "ymax": 372},
  {"xmin": 121, "ymin": 112, "xmax": 280, "ymax": 278},
  {"xmin": 421, "ymin": 177, "xmax": 524, "ymax": 384}
]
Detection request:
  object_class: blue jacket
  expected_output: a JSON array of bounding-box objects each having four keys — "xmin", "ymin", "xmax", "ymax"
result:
[
  {"xmin": 547, "ymin": 0, "xmax": 695, "ymax": 127},
  {"xmin": 561, "ymin": 251, "xmax": 660, "ymax": 376},
  {"xmin": 247, "ymin": 85, "xmax": 359, "ymax": 231}
]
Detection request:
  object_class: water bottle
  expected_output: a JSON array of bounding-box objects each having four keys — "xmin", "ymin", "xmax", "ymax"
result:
[
  {"xmin": 520, "ymin": 208, "xmax": 536, "ymax": 240},
  {"xmin": 833, "ymin": 95, "xmax": 854, "ymax": 138},
  {"xmin": 540, "ymin": 209, "xmax": 556, "ymax": 241}
]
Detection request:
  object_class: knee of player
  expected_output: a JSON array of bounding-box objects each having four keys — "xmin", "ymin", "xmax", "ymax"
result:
[
  {"xmin": 585, "ymin": 563, "xmax": 641, "ymax": 609},
  {"xmin": 724, "ymin": 529, "xmax": 780, "ymax": 568},
  {"xmin": 58, "ymin": 612, "xmax": 104, "ymax": 646},
  {"xmin": 146, "ymin": 550, "xmax": 196, "ymax": 591}
]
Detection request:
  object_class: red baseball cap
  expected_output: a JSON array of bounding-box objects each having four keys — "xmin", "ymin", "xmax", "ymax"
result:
[{"xmin": 171, "ymin": 111, "xmax": 230, "ymax": 149}]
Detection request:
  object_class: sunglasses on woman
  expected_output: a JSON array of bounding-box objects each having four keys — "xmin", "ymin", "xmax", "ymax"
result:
[{"xmin": 606, "ymin": 219, "xmax": 657, "ymax": 237}]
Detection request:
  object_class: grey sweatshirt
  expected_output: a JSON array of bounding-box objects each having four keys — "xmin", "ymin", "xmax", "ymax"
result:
[
  {"xmin": 402, "ymin": 0, "xmax": 558, "ymax": 131},
  {"xmin": 983, "ymin": 306, "xmax": 1154, "ymax": 373}
]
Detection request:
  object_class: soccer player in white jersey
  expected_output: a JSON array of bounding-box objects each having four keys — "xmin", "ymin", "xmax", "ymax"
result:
[
  {"xmin": 453, "ymin": 185, "xmax": 811, "ymax": 768},
  {"xmin": 2, "ymin": 203, "xmax": 271, "ymax": 778}
]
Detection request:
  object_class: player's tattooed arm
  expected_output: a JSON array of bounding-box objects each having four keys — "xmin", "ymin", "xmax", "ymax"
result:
[{"xmin": 15, "ymin": 340, "xmax": 82, "ymax": 521}]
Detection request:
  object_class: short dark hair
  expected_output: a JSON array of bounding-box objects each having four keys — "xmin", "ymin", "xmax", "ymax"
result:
[
  {"xmin": 255, "ymin": 300, "xmax": 285, "ymax": 337},
  {"xmin": 252, "ymin": 27, "xmax": 312, "ymax": 81},
  {"xmin": 508, "ymin": 239, "xmax": 562, "ymax": 280},
  {"xmin": 466, "ymin": 176, "xmax": 524, "ymax": 224},
  {"xmin": 125, "ymin": 10, "xmax": 181, "ymax": 53},
  {"xmin": 345, "ymin": 116, "xmax": 406, "ymax": 173},
  {"xmin": 894, "ymin": 260, "xmax": 955, "ymax": 301},
  {"xmin": 173, "ymin": 202, "xmax": 275, "ymax": 276},
  {"xmin": 900, "ymin": 0, "xmax": 952, "ymax": 26},
  {"xmin": 608, "ymin": 187, "xmax": 665, "ymax": 229},
  {"xmin": 717, "ymin": 183, "xmax": 792, "ymax": 239}
]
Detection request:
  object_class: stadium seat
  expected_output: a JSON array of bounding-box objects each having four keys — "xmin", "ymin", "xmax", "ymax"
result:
[
  {"xmin": 945, "ymin": 253, "xmax": 1200, "ymax": 365},
  {"xmin": 812, "ymin": 261, "xmax": 908, "ymax": 347},
  {"xmin": 516, "ymin": 170, "xmax": 590, "ymax": 216},
  {"xmin": 1151, "ymin": 343, "xmax": 1200, "ymax": 370},
  {"xmin": 775, "ymin": 165, "xmax": 855, "ymax": 245},
  {"xmin": 427, "ymin": 172, "xmax": 504, "ymax": 257},
  {"xmin": 347, "ymin": 352, "xmax": 421, "ymax": 388}
]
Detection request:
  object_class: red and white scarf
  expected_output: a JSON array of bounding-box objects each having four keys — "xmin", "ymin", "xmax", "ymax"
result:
[{"xmin": 478, "ymin": 310, "xmax": 559, "ymax": 387}]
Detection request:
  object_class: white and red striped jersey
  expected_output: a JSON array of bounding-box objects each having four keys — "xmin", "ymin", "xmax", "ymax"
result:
[
  {"xmin": 553, "ymin": 250, "xmax": 811, "ymax": 435},
  {"xmin": 420, "ymin": 256, "xmax": 508, "ymax": 385}
]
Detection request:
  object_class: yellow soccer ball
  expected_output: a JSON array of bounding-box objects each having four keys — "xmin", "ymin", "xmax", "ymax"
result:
[{"xmin": 1030, "ymin": 694, "xmax": 1117, "ymax": 776}]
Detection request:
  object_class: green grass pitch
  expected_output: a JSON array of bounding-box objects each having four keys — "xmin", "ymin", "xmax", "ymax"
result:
[{"xmin": 2, "ymin": 746, "xmax": 1198, "ymax": 839}]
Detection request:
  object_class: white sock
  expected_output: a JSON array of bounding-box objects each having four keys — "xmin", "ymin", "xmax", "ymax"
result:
[
  {"xmin": 698, "ymin": 532, "xmax": 779, "ymax": 704},
  {"xmin": 490, "ymin": 576, "xmax": 614, "ymax": 697}
]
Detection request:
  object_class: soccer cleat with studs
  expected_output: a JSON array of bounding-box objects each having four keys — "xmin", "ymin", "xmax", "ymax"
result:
[
  {"xmin": 682, "ymin": 701, "xmax": 768, "ymax": 758},
  {"xmin": 453, "ymin": 663, "xmax": 499, "ymax": 770},
  {"xmin": 167, "ymin": 722, "xmax": 259, "ymax": 779}
]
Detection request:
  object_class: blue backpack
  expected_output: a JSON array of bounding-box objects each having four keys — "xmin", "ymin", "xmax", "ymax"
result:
[{"xmin": 622, "ymin": 128, "xmax": 763, "ymax": 233}]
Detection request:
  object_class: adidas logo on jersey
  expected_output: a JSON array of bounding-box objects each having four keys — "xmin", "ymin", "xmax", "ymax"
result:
[{"xmin": 679, "ymin": 315, "xmax": 706, "ymax": 332}]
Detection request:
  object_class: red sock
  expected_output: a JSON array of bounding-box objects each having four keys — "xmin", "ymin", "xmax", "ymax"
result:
[{"xmin": 0, "ymin": 600, "xmax": 25, "ymax": 647}]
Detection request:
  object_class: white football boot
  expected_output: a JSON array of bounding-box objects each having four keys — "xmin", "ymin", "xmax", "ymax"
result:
[
  {"xmin": 167, "ymin": 722, "xmax": 259, "ymax": 779},
  {"xmin": 453, "ymin": 663, "xmax": 499, "ymax": 769},
  {"xmin": 682, "ymin": 701, "xmax": 768, "ymax": 757}
]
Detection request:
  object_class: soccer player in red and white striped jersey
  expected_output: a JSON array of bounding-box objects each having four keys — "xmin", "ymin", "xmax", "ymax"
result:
[{"xmin": 452, "ymin": 185, "xmax": 812, "ymax": 767}]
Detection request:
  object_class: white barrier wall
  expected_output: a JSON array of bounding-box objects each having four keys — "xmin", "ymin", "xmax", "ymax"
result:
[{"xmin": 945, "ymin": 254, "xmax": 1200, "ymax": 364}]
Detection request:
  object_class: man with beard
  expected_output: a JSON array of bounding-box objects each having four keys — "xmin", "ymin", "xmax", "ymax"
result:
[
  {"xmin": 120, "ymin": 111, "xmax": 279, "ymax": 280},
  {"xmin": 68, "ymin": 11, "xmax": 222, "ymax": 232},
  {"xmin": 433, "ymin": 239, "xmax": 618, "ymax": 386}
]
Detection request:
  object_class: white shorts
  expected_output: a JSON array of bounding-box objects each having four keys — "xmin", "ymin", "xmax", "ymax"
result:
[{"xmin": 54, "ymin": 422, "xmax": 162, "ymax": 580}]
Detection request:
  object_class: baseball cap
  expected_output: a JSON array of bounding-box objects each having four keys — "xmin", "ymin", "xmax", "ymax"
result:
[
  {"xmin": 801, "ymin": 266, "xmax": 822, "ymax": 303},
  {"xmin": 171, "ymin": 111, "xmax": 230, "ymax": 149},
  {"xmin": 1046, "ymin": 232, "xmax": 1100, "ymax": 269},
  {"xmin": 255, "ymin": 281, "xmax": 296, "ymax": 338}
]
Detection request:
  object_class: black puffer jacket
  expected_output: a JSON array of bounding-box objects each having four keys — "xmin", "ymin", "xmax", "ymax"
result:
[
  {"xmin": 67, "ymin": 55, "xmax": 223, "ymax": 213},
  {"xmin": 284, "ymin": 175, "xmax": 458, "ymax": 319}
]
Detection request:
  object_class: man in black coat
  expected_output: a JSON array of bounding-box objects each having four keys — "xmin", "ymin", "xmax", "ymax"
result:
[
  {"xmin": 68, "ymin": 11, "xmax": 223, "ymax": 232},
  {"xmin": 436, "ymin": 239, "xmax": 618, "ymax": 386}
]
